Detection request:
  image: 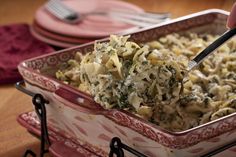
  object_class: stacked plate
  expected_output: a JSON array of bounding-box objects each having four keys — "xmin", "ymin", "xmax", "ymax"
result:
[{"xmin": 31, "ymin": 0, "xmax": 144, "ymax": 48}]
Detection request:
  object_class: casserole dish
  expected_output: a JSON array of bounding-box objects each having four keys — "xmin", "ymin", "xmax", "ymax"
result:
[{"xmin": 18, "ymin": 9, "xmax": 236, "ymax": 157}]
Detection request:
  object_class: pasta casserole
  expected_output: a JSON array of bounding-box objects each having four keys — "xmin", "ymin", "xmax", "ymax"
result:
[{"xmin": 56, "ymin": 33, "xmax": 236, "ymax": 131}]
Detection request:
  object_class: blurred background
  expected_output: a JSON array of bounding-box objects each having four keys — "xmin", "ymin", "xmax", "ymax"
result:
[{"xmin": 0, "ymin": 0, "xmax": 234, "ymax": 25}]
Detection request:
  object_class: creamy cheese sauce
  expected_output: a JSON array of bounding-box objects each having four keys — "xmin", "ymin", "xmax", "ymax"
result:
[{"xmin": 56, "ymin": 33, "xmax": 236, "ymax": 131}]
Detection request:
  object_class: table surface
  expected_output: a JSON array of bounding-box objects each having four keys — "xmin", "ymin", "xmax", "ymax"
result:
[{"xmin": 0, "ymin": 0, "xmax": 235, "ymax": 156}]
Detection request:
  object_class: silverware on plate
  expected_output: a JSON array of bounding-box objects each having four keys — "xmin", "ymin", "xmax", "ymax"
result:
[{"xmin": 45, "ymin": 0, "xmax": 170, "ymax": 27}]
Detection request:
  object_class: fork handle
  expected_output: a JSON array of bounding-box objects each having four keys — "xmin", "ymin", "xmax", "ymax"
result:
[{"xmin": 193, "ymin": 28, "xmax": 236, "ymax": 64}]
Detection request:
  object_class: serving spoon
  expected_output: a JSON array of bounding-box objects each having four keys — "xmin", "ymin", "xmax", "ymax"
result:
[{"xmin": 187, "ymin": 28, "xmax": 236, "ymax": 71}]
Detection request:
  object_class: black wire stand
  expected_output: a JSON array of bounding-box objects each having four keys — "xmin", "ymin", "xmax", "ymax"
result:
[
  {"xmin": 16, "ymin": 81, "xmax": 236, "ymax": 157},
  {"xmin": 16, "ymin": 82, "xmax": 51, "ymax": 157}
]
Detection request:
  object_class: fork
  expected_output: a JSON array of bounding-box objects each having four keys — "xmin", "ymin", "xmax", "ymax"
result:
[
  {"xmin": 45, "ymin": 0, "xmax": 170, "ymax": 27},
  {"xmin": 45, "ymin": 0, "xmax": 80, "ymax": 24}
]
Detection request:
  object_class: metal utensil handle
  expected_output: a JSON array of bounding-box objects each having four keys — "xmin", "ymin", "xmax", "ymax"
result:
[{"xmin": 193, "ymin": 28, "xmax": 236, "ymax": 64}]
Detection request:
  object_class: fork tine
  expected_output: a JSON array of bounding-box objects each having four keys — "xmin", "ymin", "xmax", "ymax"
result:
[
  {"xmin": 47, "ymin": 1, "xmax": 70, "ymax": 16},
  {"xmin": 50, "ymin": 0, "xmax": 76, "ymax": 15},
  {"xmin": 51, "ymin": 0, "xmax": 74, "ymax": 14},
  {"xmin": 46, "ymin": 0, "xmax": 80, "ymax": 24},
  {"xmin": 46, "ymin": 5, "xmax": 65, "ymax": 19}
]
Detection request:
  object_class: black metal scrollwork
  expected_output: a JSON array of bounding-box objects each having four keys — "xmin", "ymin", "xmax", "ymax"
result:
[
  {"xmin": 16, "ymin": 81, "xmax": 50, "ymax": 157},
  {"xmin": 109, "ymin": 137, "xmax": 148, "ymax": 157}
]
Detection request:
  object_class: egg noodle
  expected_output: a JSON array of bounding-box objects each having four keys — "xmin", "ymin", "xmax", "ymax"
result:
[{"xmin": 56, "ymin": 33, "xmax": 236, "ymax": 131}]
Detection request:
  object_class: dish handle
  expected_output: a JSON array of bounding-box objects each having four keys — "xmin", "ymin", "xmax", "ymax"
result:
[{"xmin": 53, "ymin": 86, "xmax": 105, "ymax": 114}]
